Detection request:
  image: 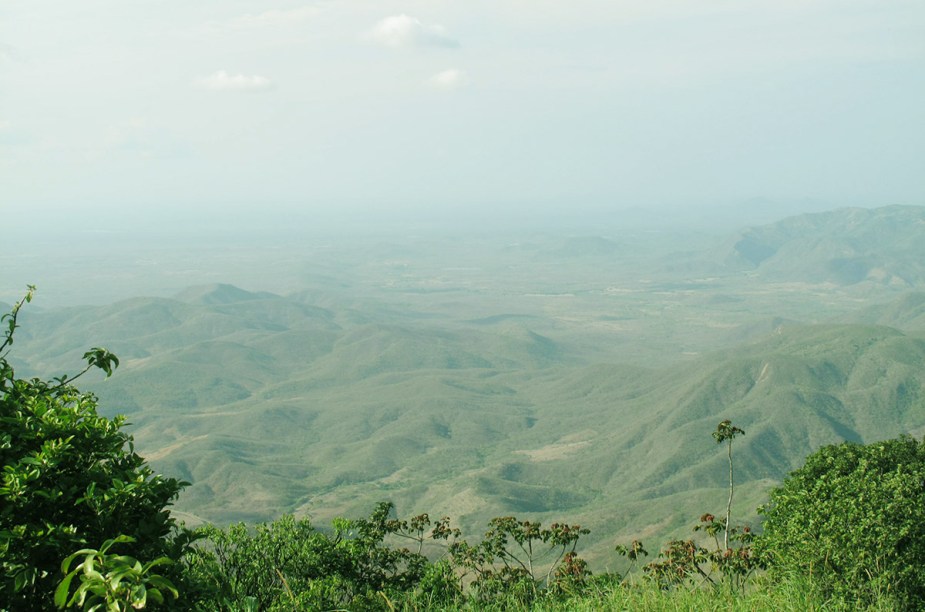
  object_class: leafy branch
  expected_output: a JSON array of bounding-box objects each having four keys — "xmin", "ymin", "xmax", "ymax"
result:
[
  {"xmin": 49, "ymin": 348, "xmax": 121, "ymax": 390},
  {"xmin": 0, "ymin": 284, "xmax": 35, "ymax": 358},
  {"xmin": 54, "ymin": 535, "xmax": 178, "ymax": 610}
]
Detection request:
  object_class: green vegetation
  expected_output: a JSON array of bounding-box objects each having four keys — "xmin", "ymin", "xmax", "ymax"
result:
[
  {"xmin": 8, "ymin": 206, "xmax": 925, "ymax": 608},
  {"xmin": 759, "ymin": 436, "xmax": 925, "ymax": 608},
  {"xmin": 0, "ymin": 288, "xmax": 192, "ymax": 609},
  {"xmin": 4, "ymin": 287, "xmax": 925, "ymax": 609},
  {"xmin": 55, "ymin": 535, "xmax": 179, "ymax": 610},
  {"xmin": 7, "ymin": 207, "xmax": 925, "ymax": 548},
  {"xmin": 185, "ymin": 504, "xmax": 452, "ymax": 610},
  {"xmin": 712, "ymin": 419, "xmax": 745, "ymax": 551},
  {"xmin": 15, "ymin": 284, "xmax": 925, "ymax": 559}
]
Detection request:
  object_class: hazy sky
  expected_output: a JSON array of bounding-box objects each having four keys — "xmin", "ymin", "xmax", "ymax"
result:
[{"xmin": 2, "ymin": 0, "xmax": 924, "ymax": 222}]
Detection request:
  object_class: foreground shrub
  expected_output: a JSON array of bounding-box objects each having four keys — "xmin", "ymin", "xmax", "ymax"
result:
[
  {"xmin": 631, "ymin": 421, "xmax": 760, "ymax": 593},
  {"xmin": 0, "ymin": 288, "xmax": 191, "ymax": 609},
  {"xmin": 189, "ymin": 504, "xmax": 598, "ymax": 610},
  {"xmin": 54, "ymin": 535, "xmax": 178, "ymax": 610},
  {"xmin": 449, "ymin": 517, "xmax": 591, "ymax": 605},
  {"xmin": 758, "ymin": 435, "xmax": 925, "ymax": 608},
  {"xmin": 188, "ymin": 502, "xmax": 459, "ymax": 610}
]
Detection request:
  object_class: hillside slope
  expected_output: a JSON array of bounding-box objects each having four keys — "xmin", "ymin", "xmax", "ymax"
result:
[
  {"xmin": 725, "ymin": 205, "xmax": 925, "ymax": 286},
  {"xmin": 14, "ymin": 289, "xmax": 925, "ymax": 564},
  {"xmin": 12, "ymin": 206, "xmax": 925, "ymax": 564}
]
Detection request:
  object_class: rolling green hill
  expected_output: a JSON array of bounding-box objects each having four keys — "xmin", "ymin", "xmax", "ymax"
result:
[
  {"xmin": 845, "ymin": 292, "xmax": 925, "ymax": 330},
  {"xmin": 15, "ymin": 297, "xmax": 925, "ymax": 565},
  {"xmin": 726, "ymin": 205, "xmax": 925, "ymax": 286},
  {"xmin": 11, "ymin": 205, "xmax": 925, "ymax": 567}
]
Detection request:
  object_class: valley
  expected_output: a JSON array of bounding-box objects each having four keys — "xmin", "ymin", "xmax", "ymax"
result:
[{"xmin": 8, "ymin": 204, "xmax": 925, "ymax": 566}]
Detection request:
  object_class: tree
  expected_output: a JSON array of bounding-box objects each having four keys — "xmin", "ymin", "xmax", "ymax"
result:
[
  {"xmin": 712, "ymin": 419, "xmax": 745, "ymax": 551},
  {"xmin": 757, "ymin": 435, "xmax": 925, "ymax": 608},
  {"xmin": 640, "ymin": 421, "xmax": 757, "ymax": 592},
  {"xmin": 0, "ymin": 288, "xmax": 189, "ymax": 609},
  {"xmin": 449, "ymin": 517, "xmax": 590, "ymax": 604},
  {"xmin": 188, "ymin": 502, "xmax": 461, "ymax": 610}
]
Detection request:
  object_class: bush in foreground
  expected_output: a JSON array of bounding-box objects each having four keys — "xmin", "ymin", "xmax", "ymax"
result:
[
  {"xmin": 758, "ymin": 435, "xmax": 925, "ymax": 608},
  {"xmin": 0, "ymin": 288, "xmax": 191, "ymax": 609}
]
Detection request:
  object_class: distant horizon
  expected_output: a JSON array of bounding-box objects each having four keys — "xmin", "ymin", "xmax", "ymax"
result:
[
  {"xmin": 10, "ymin": 197, "xmax": 921, "ymax": 238},
  {"xmin": 5, "ymin": 201, "xmax": 925, "ymax": 309}
]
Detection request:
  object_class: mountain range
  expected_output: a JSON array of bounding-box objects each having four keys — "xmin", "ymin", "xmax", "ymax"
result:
[{"xmin": 11, "ymin": 205, "xmax": 925, "ymax": 564}]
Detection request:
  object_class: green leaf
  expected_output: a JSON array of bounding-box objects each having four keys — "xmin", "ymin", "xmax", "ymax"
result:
[
  {"xmin": 129, "ymin": 582, "xmax": 147, "ymax": 608},
  {"xmin": 141, "ymin": 556, "xmax": 173, "ymax": 572},
  {"xmin": 146, "ymin": 588, "xmax": 164, "ymax": 605},
  {"xmin": 53, "ymin": 572, "xmax": 75, "ymax": 608},
  {"xmin": 61, "ymin": 549, "xmax": 96, "ymax": 574},
  {"xmin": 82, "ymin": 348, "xmax": 119, "ymax": 378}
]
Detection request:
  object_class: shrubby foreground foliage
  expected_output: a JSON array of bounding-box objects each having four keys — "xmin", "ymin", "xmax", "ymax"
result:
[
  {"xmin": 184, "ymin": 503, "xmax": 593, "ymax": 610},
  {"xmin": 0, "ymin": 288, "xmax": 192, "ymax": 609},
  {"xmin": 3, "ymin": 288, "xmax": 925, "ymax": 610},
  {"xmin": 759, "ymin": 435, "xmax": 925, "ymax": 609}
]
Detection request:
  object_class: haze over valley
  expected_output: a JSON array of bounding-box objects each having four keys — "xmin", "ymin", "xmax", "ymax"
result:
[{"xmin": 7, "ymin": 204, "xmax": 925, "ymax": 564}]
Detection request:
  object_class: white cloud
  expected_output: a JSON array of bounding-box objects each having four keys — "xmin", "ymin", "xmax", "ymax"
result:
[
  {"xmin": 199, "ymin": 70, "xmax": 273, "ymax": 92},
  {"xmin": 428, "ymin": 68, "xmax": 468, "ymax": 90},
  {"xmin": 367, "ymin": 14, "xmax": 459, "ymax": 48}
]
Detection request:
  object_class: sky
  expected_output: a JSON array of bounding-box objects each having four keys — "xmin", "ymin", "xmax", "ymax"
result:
[{"xmin": 2, "ymin": 0, "xmax": 925, "ymax": 225}]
